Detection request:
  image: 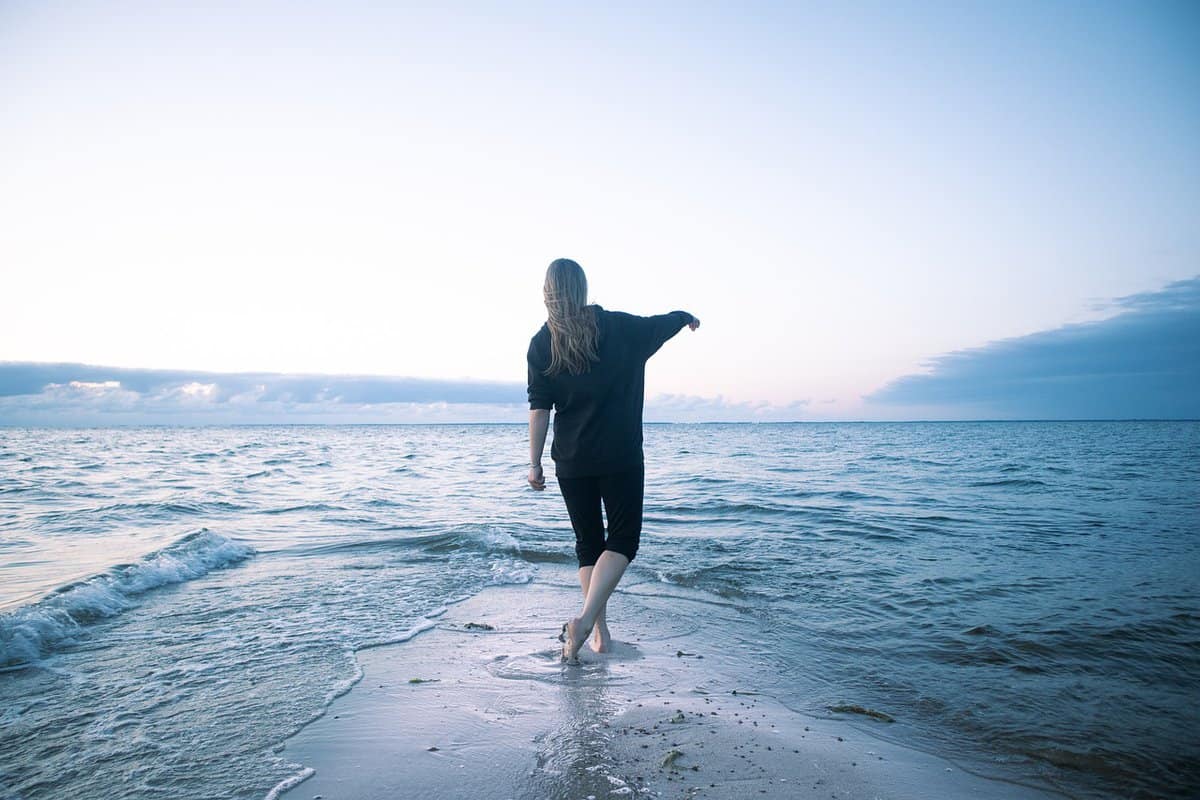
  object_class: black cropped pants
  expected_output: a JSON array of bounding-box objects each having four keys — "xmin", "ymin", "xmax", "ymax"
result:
[{"xmin": 556, "ymin": 465, "xmax": 644, "ymax": 567}]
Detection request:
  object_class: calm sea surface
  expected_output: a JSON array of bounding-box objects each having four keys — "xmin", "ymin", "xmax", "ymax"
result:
[{"xmin": 0, "ymin": 423, "xmax": 1197, "ymax": 799}]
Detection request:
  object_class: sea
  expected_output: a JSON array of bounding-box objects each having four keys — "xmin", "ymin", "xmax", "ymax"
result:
[{"xmin": 0, "ymin": 422, "xmax": 1196, "ymax": 799}]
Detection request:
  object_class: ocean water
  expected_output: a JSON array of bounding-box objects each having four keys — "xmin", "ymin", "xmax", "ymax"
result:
[{"xmin": 0, "ymin": 422, "xmax": 1197, "ymax": 799}]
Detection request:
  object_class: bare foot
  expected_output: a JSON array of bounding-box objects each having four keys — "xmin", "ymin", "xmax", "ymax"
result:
[
  {"xmin": 561, "ymin": 618, "xmax": 583, "ymax": 664},
  {"xmin": 592, "ymin": 622, "xmax": 612, "ymax": 653}
]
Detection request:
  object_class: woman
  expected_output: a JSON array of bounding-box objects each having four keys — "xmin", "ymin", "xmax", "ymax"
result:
[{"xmin": 526, "ymin": 258, "xmax": 699, "ymax": 664}]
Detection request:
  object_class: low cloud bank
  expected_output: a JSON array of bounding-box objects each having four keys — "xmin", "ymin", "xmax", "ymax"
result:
[
  {"xmin": 866, "ymin": 276, "xmax": 1200, "ymax": 419},
  {"xmin": 0, "ymin": 364, "xmax": 528, "ymax": 425}
]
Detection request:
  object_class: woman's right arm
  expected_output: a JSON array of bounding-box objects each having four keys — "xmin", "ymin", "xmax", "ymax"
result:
[
  {"xmin": 528, "ymin": 409, "xmax": 550, "ymax": 490},
  {"xmin": 527, "ymin": 338, "xmax": 553, "ymax": 490}
]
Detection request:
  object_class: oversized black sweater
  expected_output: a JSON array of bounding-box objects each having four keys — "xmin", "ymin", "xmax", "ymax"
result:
[{"xmin": 527, "ymin": 305, "xmax": 693, "ymax": 478}]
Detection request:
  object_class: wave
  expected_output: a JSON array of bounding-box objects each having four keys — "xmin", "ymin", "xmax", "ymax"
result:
[
  {"xmin": 654, "ymin": 562, "xmax": 756, "ymax": 598},
  {"xmin": 0, "ymin": 529, "xmax": 254, "ymax": 668},
  {"xmin": 969, "ymin": 478, "xmax": 1049, "ymax": 488},
  {"xmin": 284, "ymin": 524, "xmax": 577, "ymax": 566},
  {"xmin": 243, "ymin": 469, "xmax": 284, "ymax": 479},
  {"xmin": 652, "ymin": 500, "xmax": 799, "ymax": 518},
  {"xmin": 36, "ymin": 500, "xmax": 249, "ymax": 522},
  {"xmin": 259, "ymin": 503, "xmax": 346, "ymax": 515},
  {"xmin": 423, "ymin": 524, "xmax": 576, "ymax": 567}
]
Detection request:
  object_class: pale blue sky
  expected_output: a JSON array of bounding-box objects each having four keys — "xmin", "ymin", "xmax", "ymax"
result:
[{"xmin": 1, "ymin": 1, "xmax": 1197, "ymax": 421}]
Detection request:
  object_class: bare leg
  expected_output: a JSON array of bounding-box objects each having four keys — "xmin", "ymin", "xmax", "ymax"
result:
[
  {"xmin": 578, "ymin": 566, "xmax": 612, "ymax": 653},
  {"xmin": 564, "ymin": 550, "xmax": 629, "ymax": 663}
]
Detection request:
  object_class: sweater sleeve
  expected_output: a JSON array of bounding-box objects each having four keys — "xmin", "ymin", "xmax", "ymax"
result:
[
  {"xmin": 634, "ymin": 310, "xmax": 694, "ymax": 360},
  {"xmin": 526, "ymin": 341, "xmax": 554, "ymax": 410}
]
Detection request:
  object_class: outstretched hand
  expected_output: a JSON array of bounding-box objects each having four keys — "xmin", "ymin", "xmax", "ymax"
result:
[
  {"xmin": 528, "ymin": 465, "xmax": 545, "ymax": 490},
  {"xmin": 688, "ymin": 316, "xmax": 701, "ymax": 331}
]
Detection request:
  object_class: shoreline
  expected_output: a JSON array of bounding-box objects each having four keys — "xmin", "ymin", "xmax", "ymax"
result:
[{"xmin": 271, "ymin": 581, "xmax": 1061, "ymax": 800}]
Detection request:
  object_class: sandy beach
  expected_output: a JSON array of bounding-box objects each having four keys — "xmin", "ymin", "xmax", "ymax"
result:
[{"xmin": 273, "ymin": 580, "xmax": 1060, "ymax": 800}]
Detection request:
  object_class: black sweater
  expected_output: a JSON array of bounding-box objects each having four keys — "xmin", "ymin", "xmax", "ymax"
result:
[{"xmin": 527, "ymin": 306, "xmax": 693, "ymax": 478}]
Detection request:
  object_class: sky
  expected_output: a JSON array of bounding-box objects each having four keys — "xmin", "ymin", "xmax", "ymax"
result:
[{"xmin": 1, "ymin": 1, "xmax": 1197, "ymax": 422}]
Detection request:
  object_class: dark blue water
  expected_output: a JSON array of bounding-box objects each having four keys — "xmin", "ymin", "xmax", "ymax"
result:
[{"xmin": 1, "ymin": 423, "xmax": 1197, "ymax": 798}]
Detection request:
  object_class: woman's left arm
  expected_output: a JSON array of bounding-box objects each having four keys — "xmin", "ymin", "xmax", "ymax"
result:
[{"xmin": 639, "ymin": 310, "xmax": 698, "ymax": 359}]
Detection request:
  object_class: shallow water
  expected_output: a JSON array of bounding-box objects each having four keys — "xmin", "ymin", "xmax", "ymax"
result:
[{"xmin": 0, "ymin": 423, "xmax": 1197, "ymax": 798}]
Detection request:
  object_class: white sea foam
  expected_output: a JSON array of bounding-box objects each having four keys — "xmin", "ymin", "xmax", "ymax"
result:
[
  {"xmin": 480, "ymin": 524, "xmax": 523, "ymax": 553},
  {"xmin": 0, "ymin": 528, "xmax": 253, "ymax": 667},
  {"xmin": 263, "ymin": 765, "xmax": 314, "ymax": 800},
  {"xmin": 488, "ymin": 559, "xmax": 535, "ymax": 585},
  {"xmin": 369, "ymin": 618, "xmax": 439, "ymax": 650}
]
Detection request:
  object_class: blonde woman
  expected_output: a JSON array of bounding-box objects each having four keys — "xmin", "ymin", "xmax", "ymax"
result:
[{"xmin": 526, "ymin": 258, "xmax": 699, "ymax": 664}]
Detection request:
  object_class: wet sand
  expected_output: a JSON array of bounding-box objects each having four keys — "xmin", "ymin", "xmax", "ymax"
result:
[{"xmin": 273, "ymin": 581, "xmax": 1060, "ymax": 799}]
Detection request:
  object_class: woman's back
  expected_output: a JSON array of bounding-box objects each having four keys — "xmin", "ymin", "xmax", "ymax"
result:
[{"xmin": 527, "ymin": 306, "xmax": 693, "ymax": 477}]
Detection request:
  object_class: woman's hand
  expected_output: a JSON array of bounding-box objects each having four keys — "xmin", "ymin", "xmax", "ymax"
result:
[
  {"xmin": 688, "ymin": 316, "xmax": 701, "ymax": 331},
  {"xmin": 528, "ymin": 464, "xmax": 546, "ymax": 490}
]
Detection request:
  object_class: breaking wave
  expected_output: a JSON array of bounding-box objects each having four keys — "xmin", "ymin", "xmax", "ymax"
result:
[{"xmin": 0, "ymin": 529, "xmax": 253, "ymax": 668}]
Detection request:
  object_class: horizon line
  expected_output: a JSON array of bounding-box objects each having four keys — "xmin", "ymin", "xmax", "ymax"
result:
[{"xmin": 2, "ymin": 418, "xmax": 1196, "ymax": 429}]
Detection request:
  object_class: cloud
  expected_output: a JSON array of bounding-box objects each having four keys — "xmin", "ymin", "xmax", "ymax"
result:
[
  {"xmin": 866, "ymin": 276, "xmax": 1200, "ymax": 419},
  {"xmin": 646, "ymin": 393, "xmax": 810, "ymax": 422},
  {"xmin": 0, "ymin": 363, "xmax": 524, "ymax": 404},
  {"xmin": 0, "ymin": 364, "xmax": 528, "ymax": 425}
]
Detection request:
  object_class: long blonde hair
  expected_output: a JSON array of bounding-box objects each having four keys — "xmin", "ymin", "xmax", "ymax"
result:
[{"xmin": 543, "ymin": 258, "xmax": 599, "ymax": 376}]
